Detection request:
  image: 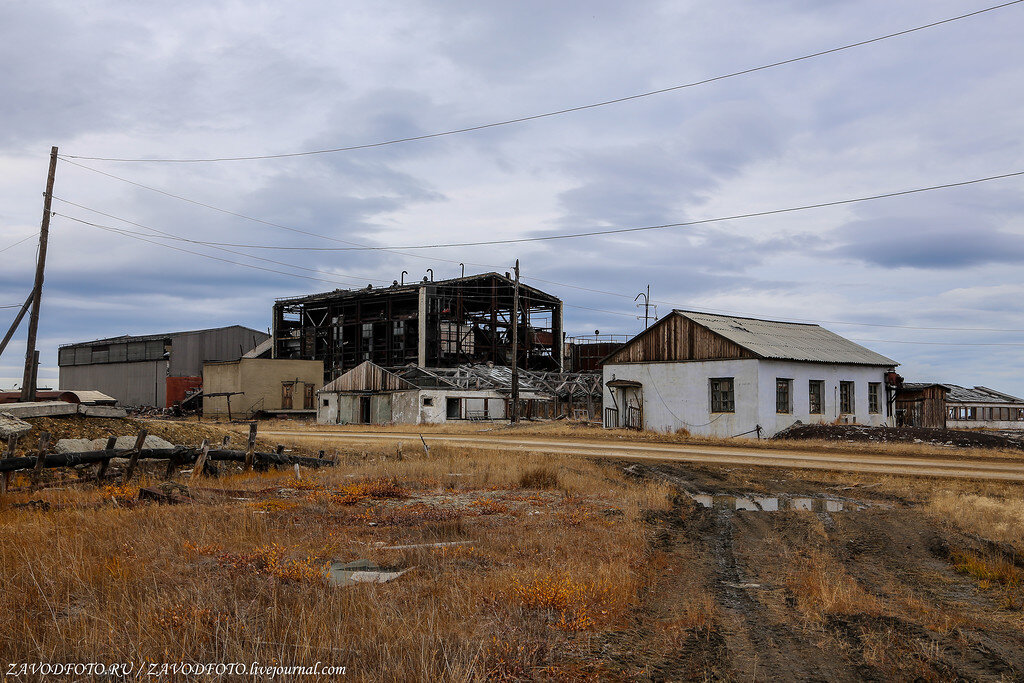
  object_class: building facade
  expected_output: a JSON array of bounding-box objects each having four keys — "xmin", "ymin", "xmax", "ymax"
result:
[
  {"xmin": 202, "ymin": 358, "xmax": 323, "ymax": 418},
  {"xmin": 58, "ymin": 326, "xmax": 268, "ymax": 408},
  {"xmin": 601, "ymin": 310, "xmax": 899, "ymax": 438},
  {"xmin": 945, "ymin": 385, "xmax": 1024, "ymax": 430}
]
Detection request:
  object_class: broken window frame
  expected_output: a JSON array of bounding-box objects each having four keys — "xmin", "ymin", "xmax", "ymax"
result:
[
  {"xmin": 868, "ymin": 382, "xmax": 881, "ymax": 414},
  {"xmin": 808, "ymin": 380, "xmax": 824, "ymax": 415},
  {"xmin": 710, "ymin": 377, "xmax": 735, "ymax": 414},
  {"xmin": 839, "ymin": 381, "xmax": 855, "ymax": 415},
  {"xmin": 776, "ymin": 378, "xmax": 792, "ymax": 414}
]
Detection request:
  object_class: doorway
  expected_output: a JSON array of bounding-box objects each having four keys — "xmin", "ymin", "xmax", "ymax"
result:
[{"xmin": 359, "ymin": 396, "xmax": 371, "ymax": 424}]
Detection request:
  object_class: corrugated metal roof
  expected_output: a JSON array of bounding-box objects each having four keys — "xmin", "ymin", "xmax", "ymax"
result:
[
  {"xmin": 675, "ymin": 310, "xmax": 898, "ymax": 366},
  {"xmin": 60, "ymin": 325, "xmax": 266, "ymax": 349},
  {"xmin": 946, "ymin": 384, "xmax": 1024, "ymax": 404}
]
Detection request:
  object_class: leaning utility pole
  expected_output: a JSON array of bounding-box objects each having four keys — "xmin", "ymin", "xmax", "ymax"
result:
[
  {"xmin": 21, "ymin": 146, "xmax": 58, "ymax": 402},
  {"xmin": 0, "ymin": 288, "xmax": 35, "ymax": 359},
  {"xmin": 510, "ymin": 259, "xmax": 520, "ymax": 424}
]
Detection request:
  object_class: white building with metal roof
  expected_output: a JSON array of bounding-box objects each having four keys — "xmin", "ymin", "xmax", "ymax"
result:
[{"xmin": 601, "ymin": 310, "xmax": 899, "ymax": 438}]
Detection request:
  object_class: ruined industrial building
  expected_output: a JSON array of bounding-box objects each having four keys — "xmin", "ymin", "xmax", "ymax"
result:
[{"xmin": 271, "ymin": 272, "xmax": 564, "ymax": 381}]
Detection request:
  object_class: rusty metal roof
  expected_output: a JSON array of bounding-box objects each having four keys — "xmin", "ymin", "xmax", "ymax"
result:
[{"xmin": 675, "ymin": 310, "xmax": 898, "ymax": 367}]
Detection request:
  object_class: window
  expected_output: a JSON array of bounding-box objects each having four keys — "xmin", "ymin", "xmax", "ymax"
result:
[
  {"xmin": 422, "ymin": 396, "xmax": 434, "ymax": 407},
  {"xmin": 710, "ymin": 378, "xmax": 735, "ymax": 413},
  {"xmin": 808, "ymin": 380, "xmax": 824, "ymax": 414},
  {"xmin": 776, "ymin": 379, "xmax": 792, "ymax": 414},
  {"xmin": 868, "ymin": 382, "xmax": 881, "ymax": 414},
  {"xmin": 840, "ymin": 381, "xmax": 855, "ymax": 415}
]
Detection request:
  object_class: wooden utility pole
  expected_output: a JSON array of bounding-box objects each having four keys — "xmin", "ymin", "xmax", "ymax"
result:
[
  {"xmin": 510, "ymin": 259, "xmax": 520, "ymax": 424},
  {"xmin": 21, "ymin": 146, "xmax": 58, "ymax": 402},
  {"xmin": 0, "ymin": 289, "xmax": 35, "ymax": 360}
]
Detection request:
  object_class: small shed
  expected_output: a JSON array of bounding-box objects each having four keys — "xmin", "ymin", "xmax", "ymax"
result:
[
  {"xmin": 946, "ymin": 385, "xmax": 1024, "ymax": 430},
  {"xmin": 894, "ymin": 383, "xmax": 950, "ymax": 428}
]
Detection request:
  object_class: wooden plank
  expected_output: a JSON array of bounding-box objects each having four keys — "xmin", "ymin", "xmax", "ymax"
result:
[
  {"xmin": 124, "ymin": 429, "xmax": 148, "ymax": 481},
  {"xmin": 244, "ymin": 422, "xmax": 257, "ymax": 472},
  {"xmin": 190, "ymin": 439, "xmax": 211, "ymax": 481},
  {"xmin": 32, "ymin": 432, "xmax": 50, "ymax": 482},
  {"xmin": 1, "ymin": 434, "xmax": 18, "ymax": 508}
]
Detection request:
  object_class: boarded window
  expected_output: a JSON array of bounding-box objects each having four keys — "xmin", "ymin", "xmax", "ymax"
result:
[
  {"xmin": 776, "ymin": 379, "xmax": 791, "ymax": 414},
  {"xmin": 868, "ymin": 382, "xmax": 881, "ymax": 414},
  {"xmin": 710, "ymin": 378, "xmax": 735, "ymax": 413},
  {"xmin": 840, "ymin": 381, "xmax": 855, "ymax": 415},
  {"xmin": 422, "ymin": 396, "xmax": 434, "ymax": 406},
  {"xmin": 809, "ymin": 380, "xmax": 824, "ymax": 414},
  {"xmin": 304, "ymin": 384, "xmax": 314, "ymax": 410},
  {"xmin": 281, "ymin": 382, "xmax": 294, "ymax": 410}
]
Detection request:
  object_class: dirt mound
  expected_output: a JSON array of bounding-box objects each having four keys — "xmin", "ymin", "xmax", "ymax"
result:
[{"xmin": 773, "ymin": 422, "xmax": 1024, "ymax": 451}]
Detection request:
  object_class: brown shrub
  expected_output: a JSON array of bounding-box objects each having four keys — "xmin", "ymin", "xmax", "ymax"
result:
[{"xmin": 518, "ymin": 465, "xmax": 559, "ymax": 490}]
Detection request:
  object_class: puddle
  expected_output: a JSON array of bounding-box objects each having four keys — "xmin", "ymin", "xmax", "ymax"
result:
[{"xmin": 687, "ymin": 492, "xmax": 875, "ymax": 512}]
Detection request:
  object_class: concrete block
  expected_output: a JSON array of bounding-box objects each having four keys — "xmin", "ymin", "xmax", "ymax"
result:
[
  {"xmin": 0, "ymin": 412, "xmax": 33, "ymax": 438},
  {"xmin": 78, "ymin": 405, "xmax": 128, "ymax": 418},
  {"xmin": 55, "ymin": 438, "xmax": 96, "ymax": 454},
  {"xmin": 88, "ymin": 435, "xmax": 174, "ymax": 451},
  {"xmin": 0, "ymin": 401, "xmax": 78, "ymax": 418}
]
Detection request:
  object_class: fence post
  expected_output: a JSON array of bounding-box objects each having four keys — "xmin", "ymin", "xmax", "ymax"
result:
[
  {"xmin": 31, "ymin": 432, "xmax": 50, "ymax": 483},
  {"xmin": 1, "ymin": 434, "xmax": 18, "ymax": 508},
  {"xmin": 124, "ymin": 429, "xmax": 148, "ymax": 481},
  {"xmin": 191, "ymin": 439, "xmax": 211, "ymax": 482},
  {"xmin": 96, "ymin": 435, "xmax": 116, "ymax": 482},
  {"xmin": 244, "ymin": 422, "xmax": 257, "ymax": 472}
]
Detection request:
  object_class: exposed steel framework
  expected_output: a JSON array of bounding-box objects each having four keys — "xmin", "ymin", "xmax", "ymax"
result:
[{"xmin": 272, "ymin": 272, "xmax": 563, "ymax": 381}]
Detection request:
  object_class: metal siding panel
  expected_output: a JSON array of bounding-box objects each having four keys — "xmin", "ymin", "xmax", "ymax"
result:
[
  {"xmin": 58, "ymin": 348, "xmax": 75, "ymax": 366},
  {"xmin": 74, "ymin": 347, "xmax": 91, "ymax": 364},
  {"xmin": 126, "ymin": 342, "xmax": 145, "ymax": 361},
  {"xmin": 108, "ymin": 343, "xmax": 127, "ymax": 362},
  {"xmin": 58, "ymin": 360, "xmax": 166, "ymax": 407}
]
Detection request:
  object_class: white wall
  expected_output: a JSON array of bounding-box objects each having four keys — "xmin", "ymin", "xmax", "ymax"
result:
[
  {"xmin": 948, "ymin": 419, "xmax": 1024, "ymax": 430},
  {"xmin": 604, "ymin": 359, "xmax": 760, "ymax": 437},
  {"xmin": 603, "ymin": 359, "xmax": 892, "ymax": 437},
  {"xmin": 756, "ymin": 360, "xmax": 890, "ymax": 435}
]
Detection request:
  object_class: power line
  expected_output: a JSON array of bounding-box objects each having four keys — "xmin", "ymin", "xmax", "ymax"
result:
[
  {"xmin": 54, "ymin": 214, "xmax": 361, "ymax": 287},
  {"xmin": 60, "ymin": 0, "xmax": 1024, "ymax": 163},
  {"xmin": 55, "ymin": 164, "xmax": 1024, "ymax": 251},
  {"xmin": 48, "ymin": 192, "xmax": 1024, "ymax": 333},
  {"xmin": 0, "ymin": 235, "xmax": 36, "ymax": 253},
  {"xmin": 852, "ymin": 338, "xmax": 1024, "ymax": 347}
]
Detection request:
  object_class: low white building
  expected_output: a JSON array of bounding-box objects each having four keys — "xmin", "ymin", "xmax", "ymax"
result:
[
  {"xmin": 945, "ymin": 385, "xmax": 1024, "ymax": 430},
  {"xmin": 601, "ymin": 310, "xmax": 899, "ymax": 438},
  {"xmin": 317, "ymin": 361, "xmax": 598, "ymax": 425}
]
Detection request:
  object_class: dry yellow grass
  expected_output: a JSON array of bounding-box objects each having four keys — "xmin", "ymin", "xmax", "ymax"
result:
[
  {"xmin": 0, "ymin": 441, "xmax": 673, "ymax": 680},
  {"xmin": 926, "ymin": 491, "xmax": 1024, "ymax": 552}
]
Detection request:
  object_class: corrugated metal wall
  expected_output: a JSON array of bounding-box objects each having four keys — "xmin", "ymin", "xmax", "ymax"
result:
[
  {"xmin": 169, "ymin": 327, "xmax": 269, "ymax": 376},
  {"xmin": 59, "ymin": 361, "xmax": 165, "ymax": 407}
]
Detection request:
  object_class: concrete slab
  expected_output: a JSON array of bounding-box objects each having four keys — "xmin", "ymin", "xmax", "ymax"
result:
[
  {"xmin": 55, "ymin": 438, "xmax": 95, "ymax": 454},
  {"xmin": 0, "ymin": 402, "xmax": 78, "ymax": 418},
  {"xmin": 325, "ymin": 559, "xmax": 412, "ymax": 587},
  {"xmin": 0, "ymin": 412, "xmax": 33, "ymax": 438},
  {"xmin": 78, "ymin": 405, "xmax": 128, "ymax": 418},
  {"xmin": 88, "ymin": 435, "xmax": 174, "ymax": 451}
]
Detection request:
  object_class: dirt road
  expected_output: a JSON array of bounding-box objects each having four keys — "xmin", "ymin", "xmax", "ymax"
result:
[{"xmin": 260, "ymin": 429, "xmax": 1024, "ymax": 482}]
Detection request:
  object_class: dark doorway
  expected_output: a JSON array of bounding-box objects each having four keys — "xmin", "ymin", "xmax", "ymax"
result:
[
  {"xmin": 359, "ymin": 396, "xmax": 371, "ymax": 424},
  {"xmin": 303, "ymin": 384, "xmax": 314, "ymax": 409},
  {"xmin": 446, "ymin": 397, "xmax": 461, "ymax": 419}
]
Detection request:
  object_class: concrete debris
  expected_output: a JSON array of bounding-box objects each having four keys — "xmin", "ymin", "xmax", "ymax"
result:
[
  {"xmin": 0, "ymin": 402, "xmax": 78, "ymax": 418},
  {"xmin": 377, "ymin": 540, "xmax": 472, "ymax": 551},
  {"xmin": 79, "ymin": 405, "xmax": 127, "ymax": 418},
  {"xmin": 0, "ymin": 412, "xmax": 33, "ymax": 439},
  {"xmin": 325, "ymin": 559, "xmax": 412, "ymax": 587},
  {"xmin": 53, "ymin": 435, "xmax": 175, "ymax": 453},
  {"xmin": 55, "ymin": 438, "xmax": 96, "ymax": 454}
]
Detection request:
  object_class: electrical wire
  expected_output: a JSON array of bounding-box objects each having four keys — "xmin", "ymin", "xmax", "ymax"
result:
[
  {"xmin": 54, "ymin": 165, "xmax": 1024, "ymax": 250},
  {"xmin": 60, "ymin": 0, "xmax": 1024, "ymax": 163},
  {"xmin": 49, "ymin": 194, "xmax": 1024, "ymax": 334},
  {"xmin": 0, "ymin": 235, "xmax": 36, "ymax": 253}
]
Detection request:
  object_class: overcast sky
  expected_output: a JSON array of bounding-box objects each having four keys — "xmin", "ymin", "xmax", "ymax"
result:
[{"xmin": 1, "ymin": 0, "xmax": 1023, "ymax": 396}]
